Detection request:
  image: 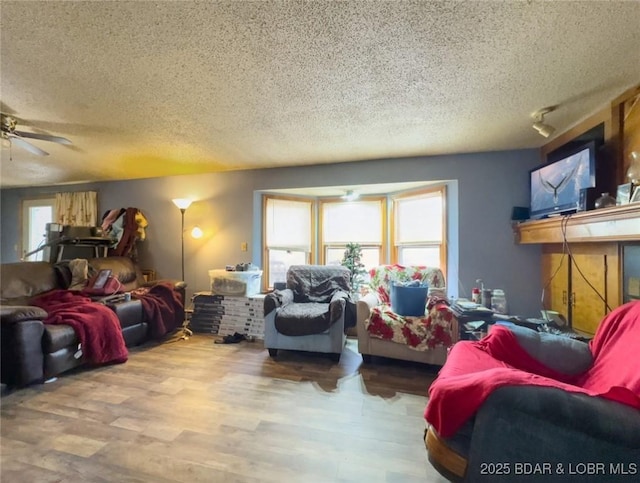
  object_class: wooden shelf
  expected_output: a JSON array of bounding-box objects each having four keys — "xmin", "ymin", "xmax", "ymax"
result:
[{"xmin": 514, "ymin": 203, "xmax": 640, "ymax": 244}]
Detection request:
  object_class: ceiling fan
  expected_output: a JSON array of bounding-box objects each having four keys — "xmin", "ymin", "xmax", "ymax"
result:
[{"xmin": 1, "ymin": 113, "xmax": 72, "ymax": 156}]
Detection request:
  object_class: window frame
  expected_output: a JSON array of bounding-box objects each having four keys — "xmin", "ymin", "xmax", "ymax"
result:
[
  {"xmin": 262, "ymin": 194, "xmax": 315, "ymax": 290},
  {"xmin": 391, "ymin": 186, "xmax": 447, "ymax": 273},
  {"xmin": 318, "ymin": 196, "xmax": 387, "ymax": 267},
  {"xmin": 21, "ymin": 197, "xmax": 55, "ymax": 261}
]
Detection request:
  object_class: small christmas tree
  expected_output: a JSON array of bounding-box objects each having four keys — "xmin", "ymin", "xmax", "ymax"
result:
[{"xmin": 341, "ymin": 242, "xmax": 367, "ymax": 293}]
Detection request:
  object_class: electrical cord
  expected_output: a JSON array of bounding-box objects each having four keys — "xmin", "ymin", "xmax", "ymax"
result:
[
  {"xmin": 561, "ymin": 213, "xmax": 612, "ymax": 313},
  {"xmin": 540, "ymin": 215, "xmax": 570, "ymax": 311}
]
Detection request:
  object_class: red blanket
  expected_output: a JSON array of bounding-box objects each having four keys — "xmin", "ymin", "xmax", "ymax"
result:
[
  {"xmin": 132, "ymin": 282, "xmax": 183, "ymax": 338},
  {"xmin": 31, "ymin": 290, "xmax": 128, "ymax": 365},
  {"xmin": 425, "ymin": 301, "xmax": 640, "ymax": 438}
]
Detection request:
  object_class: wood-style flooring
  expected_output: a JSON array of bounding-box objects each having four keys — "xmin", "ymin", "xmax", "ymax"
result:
[{"xmin": 1, "ymin": 335, "xmax": 448, "ymax": 482}]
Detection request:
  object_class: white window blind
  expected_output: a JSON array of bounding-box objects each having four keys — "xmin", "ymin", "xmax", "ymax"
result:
[
  {"xmin": 395, "ymin": 194, "xmax": 442, "ymax": 243},
  {"xmin": 265, "ymin": 198, "xmax": 312, "ymax": 250},
  {"xmin": 322, "ymin": 201, "xmax": 382, "ymax": 244}
]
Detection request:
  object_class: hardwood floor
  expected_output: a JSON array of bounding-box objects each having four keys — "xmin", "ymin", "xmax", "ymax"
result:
[{"xmin": 1, "ymin": 336, "xmax": 448, "ymax": 482}]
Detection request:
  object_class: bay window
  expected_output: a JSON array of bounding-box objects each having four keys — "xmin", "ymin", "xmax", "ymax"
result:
[{"xmin": 262, "ymin": 185, "xmax": 447, "ymax": 289}]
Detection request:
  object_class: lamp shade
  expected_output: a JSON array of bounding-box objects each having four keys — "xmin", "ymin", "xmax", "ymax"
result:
[{"xmin": 172, "ymin": 198, "xmax": 192, "ymax": 210}]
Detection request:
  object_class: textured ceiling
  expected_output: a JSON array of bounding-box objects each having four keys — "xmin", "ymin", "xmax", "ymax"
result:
[{"xmin": 1, "ymin": 1, "xmax": 639, "ymax": 188}]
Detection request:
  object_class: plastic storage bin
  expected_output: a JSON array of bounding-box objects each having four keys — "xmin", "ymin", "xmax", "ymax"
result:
[
  {"xmin": 390, "ymin": 283, "xmax": 428, "ymax": 316},
  {"xmin": 208, "ymin": 269, "xmax": 263, "ymax": 296}
]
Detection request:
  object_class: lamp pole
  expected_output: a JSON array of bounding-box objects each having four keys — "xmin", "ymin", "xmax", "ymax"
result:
[
  {"xmin": 179, "ymin": 208, "xmax": 186, "ymax": 282},
  {"xmin": 171, "ymin": 198, "xmax": 194, "ymax": 340},
  {"xmin": 172, "ymin": 198, "xmax": 192, "ymax": 282}
]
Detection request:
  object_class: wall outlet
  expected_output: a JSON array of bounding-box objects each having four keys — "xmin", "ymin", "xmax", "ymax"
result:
[{"xmin": 241, "ymin": 242, "xmax": 248, "ymax": 252}]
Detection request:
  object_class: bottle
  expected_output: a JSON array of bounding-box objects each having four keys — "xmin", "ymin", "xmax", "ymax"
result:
[
  {"xmin": 594, "ymin": 192, "xmax": 616, "ymax": 209},
  {"xmin": 471, "ymin": 287, "xmax": 481, "ymax": 304},
  {"xmin": 491, "ymin": 289, "xmax": 508, "ymax": 314}
]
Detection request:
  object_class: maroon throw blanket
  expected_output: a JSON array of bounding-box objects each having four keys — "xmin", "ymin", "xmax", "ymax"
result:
[
  {"xmin": 132, "ymin": 282, "xmax": 182, "ymax": 338},
  {"xmin": 31, "ymin": 290, "xmax": 128, "ymax": 365},
  {"xmin": 425, "ymin": 301, "xmax": 640, "ymax": 438}
]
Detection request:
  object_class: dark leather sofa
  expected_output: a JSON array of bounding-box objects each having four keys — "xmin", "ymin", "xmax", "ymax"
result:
[{"xmin": 1, "ymin": 256, "xmax": 185, "ymax": 387}]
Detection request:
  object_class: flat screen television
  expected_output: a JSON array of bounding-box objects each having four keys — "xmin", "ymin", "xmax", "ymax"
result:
[{"xmin": 529, "ymin": 141, "xmax": 596, "ymax": 219}]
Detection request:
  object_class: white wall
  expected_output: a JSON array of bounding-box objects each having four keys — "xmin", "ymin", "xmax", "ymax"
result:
[{"xmin": 1, "ymin": 149, "xmax": 543, "ymax": 316}]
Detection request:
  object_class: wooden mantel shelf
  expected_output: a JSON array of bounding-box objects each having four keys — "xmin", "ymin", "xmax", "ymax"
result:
[{"xmin": 514, "ymin": 203, "xmax": 640, "ymax": 244}]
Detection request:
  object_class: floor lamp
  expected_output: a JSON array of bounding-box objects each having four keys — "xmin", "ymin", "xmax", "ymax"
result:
[{"xmin": 172, "ymin": 198, "xmax": 193, "ymax": 339}]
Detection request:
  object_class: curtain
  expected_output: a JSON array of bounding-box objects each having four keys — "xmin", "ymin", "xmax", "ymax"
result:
[{"xmin": 54, "ymin": 191, "xmax": 98, "ymax": 226}]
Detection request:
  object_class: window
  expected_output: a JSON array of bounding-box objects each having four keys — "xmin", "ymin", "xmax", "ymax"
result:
[
  {"xmin": 393, "ymin": 187, "xmax": 446, "ymax": 271},
  {"xmin": 264, "ymin": 196, "xmax": 313, "ymax": 288},
  {"xmin": 261, "ymin": 185, "xmax": 448, "ymax": 287},
  {"xmin": 22, "ymin": 198, "xmax": 55, "ymax": 261},
  {"xmin": 320, "ymin": 198, "xmax": 385, "ymax": 271}
]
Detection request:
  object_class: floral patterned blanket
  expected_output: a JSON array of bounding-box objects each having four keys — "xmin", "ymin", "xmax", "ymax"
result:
[
  {"xmin": 364, "ymin": 265, "xmax": 456, "ymax": 351},
  {"xmin": 366, "ymin": 296, "xmax": 455, "ymax": 350}
]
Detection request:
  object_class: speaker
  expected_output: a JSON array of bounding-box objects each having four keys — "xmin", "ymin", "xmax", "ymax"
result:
[{"xmin": 511, "ymin": 206, "xmax": 530, "ymax": 221}]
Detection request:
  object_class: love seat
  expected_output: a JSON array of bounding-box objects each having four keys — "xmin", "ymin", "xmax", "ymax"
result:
[
  {"xmin": 424, "ymin": 301, "xmax": 640, "ymax": 482},
  {"xmin": 1, "ymin": 256, "xmax": 185, "ymax": 387}
]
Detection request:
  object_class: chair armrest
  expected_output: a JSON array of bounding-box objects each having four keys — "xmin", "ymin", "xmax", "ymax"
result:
[
  {"xmin": 1, "ymin": 312, "xmax": 45, "ymax": 386},
  {"xmin": 330, "ymin": 290, "xmax": 350, "ymax": 304},
  {"xmin": 484, "ymin": 385, "xmax": 640, "ymax": 445},
  {"xmin": 505, "ymin": 324, "xmax": 593, "ymax": 376},
  {"xmin": 427, "ymin": 298, "xmax": 459, "ymax": 344},
  {"xmin": 356, "ymin": 292, "xmax": 379, "ymax": 326},
  {"xmin": 468, "ymin": 385, "xmax": 640, "ymax": 476},
  {"xmin": 141, "ymin": 279, "xmax": 186, "ymax": 291},
  {"xmin": 1, "ymin": 305, "xmax": 48, "ymax": 324},
  {"xmin": 329, "ymin": 290, "xmax": 348, "ymax": 323},
  {"xmin": 264, "ymin": 289, "xmax": 294, "ymax": 315},
  {"xmin": 358, "ymin": 292, "xmax": 380, "ymax": 313}
]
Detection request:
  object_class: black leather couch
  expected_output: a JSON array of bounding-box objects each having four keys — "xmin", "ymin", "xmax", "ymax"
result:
[{"xmin": 1, "ymin": 257, "xmax": 185, "ymax": 387}]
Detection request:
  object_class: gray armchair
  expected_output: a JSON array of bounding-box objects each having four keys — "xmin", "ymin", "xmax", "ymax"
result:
[
  {"xmin": 425, "ymin": 309, "xmax": 640, "ymax": 483},
  {"xmin": 263, "ymin": 265, "xmax": 352, "ymax": 362}
]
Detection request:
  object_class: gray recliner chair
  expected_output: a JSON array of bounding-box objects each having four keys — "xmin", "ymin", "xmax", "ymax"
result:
[
  {"xmin": 424, "ymin": 303, "xmax": 640, "ymax": 483},
  {"xmin": 263, "ymin": 265, "xmax": 352, "ymax": 362}
]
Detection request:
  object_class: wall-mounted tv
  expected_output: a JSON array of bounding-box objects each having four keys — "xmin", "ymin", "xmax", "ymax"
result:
[{"xmin": 529, "ymin": 141, "xmax": 596, "ymax": 219}]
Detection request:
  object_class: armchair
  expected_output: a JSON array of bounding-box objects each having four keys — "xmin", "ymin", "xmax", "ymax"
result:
[
  {"xmin": 425, "ymin": 302, "xmax": 640, "ymax": 482},
  {"xmin": 357, "ymin": 264, "xmax": 458, "ymax": 365},
  {"xmin": 264, "ymin": 265, "xmax": 352, "ymax": 362}
]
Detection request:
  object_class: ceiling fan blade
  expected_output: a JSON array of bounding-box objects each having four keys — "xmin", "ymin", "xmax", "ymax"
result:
[
  {"xmin": 9, "ymin": 135, "xmax": 50, "ymax": 156},
  {"xmin": 12, "ymin": 130, "xmax": 72, "ymax": 145}
]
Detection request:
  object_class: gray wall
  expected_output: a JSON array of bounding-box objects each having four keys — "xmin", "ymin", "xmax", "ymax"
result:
[{"xmin": 0, "ymin": 149, "xmax": 543, "ymax": 316}]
